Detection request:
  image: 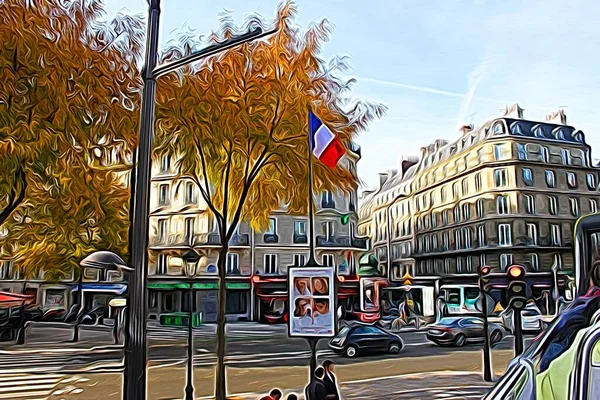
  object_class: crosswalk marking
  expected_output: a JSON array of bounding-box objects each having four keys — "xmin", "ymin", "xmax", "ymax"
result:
[{"xmin": 0, "ymin": 373, "xmax": 87, "ymax": 399}]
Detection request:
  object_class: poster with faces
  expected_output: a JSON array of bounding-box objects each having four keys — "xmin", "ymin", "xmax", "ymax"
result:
[{"xmin": 288, "ymin": 267, "xmax": 335, "ymax": 337}]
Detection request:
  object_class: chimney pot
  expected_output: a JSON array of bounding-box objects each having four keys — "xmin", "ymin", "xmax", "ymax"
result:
[
  {"xmin": 545, "ymin": 109, "xmax": 567, "ymax": 125},
  {"xmin": 502, "ymin": 103, "xmax": 524, "ymax": 119}
]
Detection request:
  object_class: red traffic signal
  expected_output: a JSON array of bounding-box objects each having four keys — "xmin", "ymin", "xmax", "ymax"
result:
[
  {"xmin": 508, "ymin": 265, "xmax": 525, "ymax": 279},
  {"xmin": 479, "ymin": 266, "xmax": 491, "ymax": 276}
]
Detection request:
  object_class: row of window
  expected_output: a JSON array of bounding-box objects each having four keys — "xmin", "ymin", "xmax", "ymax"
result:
[
  {"xmin": 154, "ymin": 252, "xmax": 342, "ymax": 275},
  {"xmin": 413, "ymin": 168, "xmax": 597, "ymax": 213},
  {"xmin": 521, "ymin": 168, "xmax": 597, "ymax": 190},
  {"xmin": 154, "ymin": 217, "xmax": 347, "ymax": 245},
  {"xmin": 415, "ymin": 194, "xmax": 597, "ymax": 233},
  {"xmin": 417, "ymin": 253, "xmax": 564, "ymax": 276},
  {"xmin": 416, "ymin": 222, "xmax": 564, "ymax": 254},
  {"xmin": 414, "ymin": 137, "xmax": 588, "ymax": 193}
]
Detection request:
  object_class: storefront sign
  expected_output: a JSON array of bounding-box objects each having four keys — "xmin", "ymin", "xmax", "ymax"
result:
[{"xmin": 288, "ymin": 267, "xmax": 335, "ymax": 338}]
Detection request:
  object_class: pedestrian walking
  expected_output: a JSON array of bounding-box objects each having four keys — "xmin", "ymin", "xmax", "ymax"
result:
[
  {"xmin": 285, "ymin": 394, "xmax": 298, "ymax": 400},
  {"xmin": 305, "ymin": 367, "xmax": 328, "ymax": 400},
  {"xmin": 322, "ymin": 360, "xmax": 340, "ymax": 400},
  {"xmin": 260, "ymin": 388, "xmax": 282, "ymax": 400}
]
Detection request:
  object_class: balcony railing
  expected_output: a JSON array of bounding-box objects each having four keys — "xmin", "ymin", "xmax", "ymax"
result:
[
  {"xmin": 351, "ymin": 236, "xmax": 368, "ymax": 249},
  {"xmin": 293, "ymin": 234, "xmax": 308, "ymax": 244},
  {"xmin": 321, "ymin": 200, "xmax": 336, "ymax": 209},
  {"xmin": 317, "ymin": 236, "xmax": 350, "ymax": 247},
  {"xmin": 263, "ymin": 233, "xmax": 279, "ymax": 243},
  {"xmin": 207, "ymin": 233, "xmax": 250, "ymax": 246}
]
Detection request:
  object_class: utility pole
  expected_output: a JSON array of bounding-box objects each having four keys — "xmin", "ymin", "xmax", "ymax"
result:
[
  {"xmin": 477, "ymin": 266, "xmax": 493, "ymax": 382},
  {"xmin": 506, "ymin": 265, "xmax": 527, "ymax": 358},
  {"xmin": 124, "ymin": 0, "xmax": 276, "ymax": 397}
]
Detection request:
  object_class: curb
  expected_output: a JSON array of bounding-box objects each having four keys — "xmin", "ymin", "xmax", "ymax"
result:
[{"xmin": 0, "ymin": 344, "xmax": 123, "ymax": 355}]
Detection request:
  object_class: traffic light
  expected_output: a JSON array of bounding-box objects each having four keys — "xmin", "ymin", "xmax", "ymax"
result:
[
  {"xmin": 507, "ymin": 265, "xmax": 528, "ymax": 310},
  {"xmin": 478, "ymin": 265, "xmax": 492, "ymax": 284}
]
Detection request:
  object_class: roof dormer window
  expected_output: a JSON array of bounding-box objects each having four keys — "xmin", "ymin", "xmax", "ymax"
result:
[
  {"xmin": 533, "ymin": 125, "xmax": 545, "ymax": 138},
  {"xmin": 493, "ymin": 122, "xmax": 504, "ymax": 135}
]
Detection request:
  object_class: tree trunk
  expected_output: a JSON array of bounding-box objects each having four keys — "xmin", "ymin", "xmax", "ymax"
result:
[
  {"xmin": 16, "ymin": 281, "xmax": 28, "ymax": 345},
  {"xmin": 215, "ymin": 244, "xmax": 229, "ymax": 400},
  {"xmin": 72, "ymin": 272, "xmax": 84, "ymax": 342}
]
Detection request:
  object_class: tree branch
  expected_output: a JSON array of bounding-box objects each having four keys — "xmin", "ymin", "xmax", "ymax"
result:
[
  {"xmin": 194, "ymin": 134, "xmax": 214, "ymax": 206},
  {"xmin": 189, "ymin": 173, "xmax": 223, "ymax": 227},
  {"xmin": 0, "ymin": 166, "xmax": 27, "ymax": 227},
  {"xmin": 221, "ymin": 139, "xmax": 233, "ymax": 239}
]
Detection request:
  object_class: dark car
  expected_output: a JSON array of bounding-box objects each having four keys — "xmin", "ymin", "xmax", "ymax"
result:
[
  {"xmin": 329, "ymin": 325, "xmax": 404, "ymax": 357},
  {"xmin": 426, "ymin": 317, "xmax": 505, "ymax": 347}
]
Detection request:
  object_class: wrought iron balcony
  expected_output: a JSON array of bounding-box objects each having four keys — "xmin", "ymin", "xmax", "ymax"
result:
[
  {"xmin": 206, "ymin": 233, "xmax": 250, "ymax": 246},
  {"xmin": 317, "ymin": 235, "xmax": 350, "ymax": 247},
  {"xmin": 230, "ymin": 233, "xmax": 250, "ymax": 246},
  {"xmin": 263, "ymin": 233, "xmax": 279, "ymax": 243},
  {"xmin": 321, "ymin": 200, "xmax": 336, "ymax": 209},
  {"xmin": 351, "ymin": 236, "xmax": 368, "ymax": 249},
  {"xmin": 293, "ymin": 234, "xmax": 308, "ymax": 244}
]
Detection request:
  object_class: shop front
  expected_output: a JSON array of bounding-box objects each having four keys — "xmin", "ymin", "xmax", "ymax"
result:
[
  {"xmin": 72, "ymin": 283, "xmax": 127, "ymax": 320},
  {"xmin": 148, "ymin": 280, "xmax": 251, "ymax": 324},
  {"xmin": 252, "ymin": 276, "xmax": 287, "ymax": 324}
]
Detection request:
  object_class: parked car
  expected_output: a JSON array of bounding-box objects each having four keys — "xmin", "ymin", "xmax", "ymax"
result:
[
  {"xmin": 426, "ymin": 317, "xmax": 505, "ymax": 347},
  {"xmin": 329, "ymin": 325, "xmax": 404, "ymax": 357},
  {"xmin": 502, "ymin": 306, "xmax": 546, "ymax": 334}
]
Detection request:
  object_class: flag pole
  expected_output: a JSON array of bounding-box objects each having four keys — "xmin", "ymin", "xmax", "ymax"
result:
[
  {"xmin": 307, "ymin": 105, "xmax": 316, "ymax": 265},
  {"xmin": 306, "ymin": 105, "xmax": 318, "ymax": 378}
]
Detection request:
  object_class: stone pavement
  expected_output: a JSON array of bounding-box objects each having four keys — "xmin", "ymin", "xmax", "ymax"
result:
[{"xmin": 3, "ymin": 350, "xmax": 513, "ymax": 399}]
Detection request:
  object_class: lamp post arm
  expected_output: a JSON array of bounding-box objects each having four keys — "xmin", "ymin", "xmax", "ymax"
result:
[{"xmin": 153, "ymin": 27, "xmax": 277, "ymax": 79}]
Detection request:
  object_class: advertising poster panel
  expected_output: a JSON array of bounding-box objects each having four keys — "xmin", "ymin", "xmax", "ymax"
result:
[
  {"xmin": 360, "ymin": 277, "xmax": 381, "ymax": 312},
  {"xmin": 288, "ymin": 267, "xmax": 335, "ymax": 337}
]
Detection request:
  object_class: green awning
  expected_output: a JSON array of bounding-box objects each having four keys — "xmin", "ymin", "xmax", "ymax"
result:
[
  {"xmin": 193, "ymin": 282, "xmax": 218, "ymax": 290},
  {"xmin": 226, "ymin": 282, "xmax": 251, "ymax": 289},
  {"xmin": 148, "ymin": 283, "xmax": 190, "ymax": 290},
  {"xmin": 149, "ymin": 282, "xmax": 251, "ymax": 290}
]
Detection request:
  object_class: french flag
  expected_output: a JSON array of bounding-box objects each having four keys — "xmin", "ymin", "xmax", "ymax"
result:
[{"xmin": 309, "ymin": 111, "xmax": 345, "ymax": 169}]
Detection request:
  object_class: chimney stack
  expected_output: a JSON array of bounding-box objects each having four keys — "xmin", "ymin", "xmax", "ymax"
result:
[
  {"xmin": 502, "ymin": 103, "xmax": 524, "ymax": 119},
  {"xmin": 458, "ymin": 124, "xmax": 474, "ymax": 137},
  {"xmin": 545, "ymin": 109, "xmax": 567, "ymax": 125},
  {"xmin": 379, "ymin": 172, "xmax": 389, "ymax": 188}
]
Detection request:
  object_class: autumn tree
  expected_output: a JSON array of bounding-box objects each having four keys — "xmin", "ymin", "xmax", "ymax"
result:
[
  {"xmin": 155, "ymin": 2, "xmax": 385, "ymax": 398},
  {"xmin": 0, "ymin": 0, "xmax": 143, "ymax": 281}
]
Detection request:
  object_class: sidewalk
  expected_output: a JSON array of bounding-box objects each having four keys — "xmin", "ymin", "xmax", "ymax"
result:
[{"xmin": 28, "ymin": 349, "xmax": 514, "ymax": 399}]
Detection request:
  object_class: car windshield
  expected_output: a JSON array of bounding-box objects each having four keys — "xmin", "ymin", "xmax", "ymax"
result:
[
  {"xmin": 335, "ymin": 327, "xmax": 350, "ymax": 338},
  {"xmin": 522, "ymin": 310, "xmax": 539, "ymax": 317}
]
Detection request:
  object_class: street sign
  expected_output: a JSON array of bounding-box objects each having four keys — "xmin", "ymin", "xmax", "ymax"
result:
[{"xmin": 288, "ymin": 267, "xmax": 335, "ymax": 338}]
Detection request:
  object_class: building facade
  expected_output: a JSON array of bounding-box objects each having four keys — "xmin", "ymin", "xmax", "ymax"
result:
[
  {"xmin": 359, "ymin": 105, "xmax": 599, "ymax": 317},
  {"xmin": 147, "ymin": 144, "xmax": 368, "ymax": 323}
]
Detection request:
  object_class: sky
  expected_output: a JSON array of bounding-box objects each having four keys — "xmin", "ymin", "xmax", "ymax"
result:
[{"xmin": 103, "ymin": 0, "xmax": 600, "ymax": 190}]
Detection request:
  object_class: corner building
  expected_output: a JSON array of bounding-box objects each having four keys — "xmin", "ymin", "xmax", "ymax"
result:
[
  {"xmin": 359, "ymin": 105, "xmax": 600, "ymax": 318},
  {"xmin": 147, "ymin": 143, "xmax": 367, "ymax": 324}
]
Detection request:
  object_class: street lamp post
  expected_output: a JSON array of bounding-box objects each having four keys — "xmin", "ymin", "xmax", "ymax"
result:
[
  {"xmin": 125, "ymin": 0, "xmax": 276, "ymax": 397},
  {"xmin": 80, "ymin": 251, "xmax": 133, "ymax": 344},
  {"xmin": 181, "ymin": 249, "xmax": 200, "ymax": 400}
]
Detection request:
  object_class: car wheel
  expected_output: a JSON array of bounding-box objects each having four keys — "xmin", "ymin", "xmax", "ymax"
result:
[
  {"xmin": 490, "ymin": 330, "xmax": 502, "ymax": 344},
  {"xmin": 454, "ymin": 334, "xmax": 466, "ymax": 347},
  {"xmin": 346, "ymin": 345, "xmax": 358, "ymax": 358},
  {"xmin": 389, "ymin": 342, "xmax": 402, "ymax": 354}
]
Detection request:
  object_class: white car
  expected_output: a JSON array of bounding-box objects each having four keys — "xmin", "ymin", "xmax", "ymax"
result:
[{"xmin": 501, "ymin": 306, "xmax": 545, "ymax": 334}]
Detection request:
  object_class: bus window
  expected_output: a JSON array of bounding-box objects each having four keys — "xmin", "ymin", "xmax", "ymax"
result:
[
  {"xmin": 589, "ymin": 338, "xmax": 600, "ymax": 398},
  {"xmin": 447, "ymin": 289, "xmax": 460, "ymax": 306},
  {"xmin": 465, "ymin": 288, "xmax": 480, "ymax": 301}
]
